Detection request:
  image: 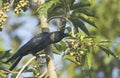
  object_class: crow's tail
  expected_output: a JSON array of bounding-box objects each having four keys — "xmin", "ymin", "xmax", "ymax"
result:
[
  {"xmin": 9, "ymin": 56, "xmax": 22, "ymax": 71},
  {"xmin": 5, "ymin": 50, "xmax": 22, "ymax": 63}
]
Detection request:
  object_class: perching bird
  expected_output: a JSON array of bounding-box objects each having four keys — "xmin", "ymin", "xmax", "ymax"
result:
[{"xmin": 6, "ymin": 31, "xmax": 70, "ymax": 71}]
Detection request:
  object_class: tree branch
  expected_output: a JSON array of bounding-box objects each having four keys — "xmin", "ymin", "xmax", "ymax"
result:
[
  {"xmin": 16, "ymin": 57, "xmax": 36, "ymax": 78},
  {"xmin": 38, "ymin": 0, "xmax": 57, "ymax": 78},
  {"xmin": 16, "ymin": 54, "xmax": 45, "ymax": 78}
]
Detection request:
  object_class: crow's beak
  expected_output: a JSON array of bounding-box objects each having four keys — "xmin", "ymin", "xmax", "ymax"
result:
[
  {"xmin": 64, "ymin": 33, "xmax": 77, "ymax": 39},
  {"xmin": 64, "ymin": 33, "xmax": 72, "ymax": 37}
]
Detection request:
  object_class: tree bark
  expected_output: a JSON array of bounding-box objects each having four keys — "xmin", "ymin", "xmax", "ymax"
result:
[
  {"xmin": 38, "ymin": 0, "xmax": 57, "ymax": 78},
  {"xmin": 39, "ymin": 14, "xmax": 57, "ymax": 78}
]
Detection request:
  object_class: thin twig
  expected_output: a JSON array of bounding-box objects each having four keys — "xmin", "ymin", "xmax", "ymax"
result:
[
  {"xmin": 10, "ymin": 0, "xmax": 15, "ymax": 7},
  {"xmin": 0, "ymin": 69, "xmax": 18, "ymax": 74},
  {"xmin": 16, "ymin": 56, "xmax": 36, "ymax": 78},
  {"xmin": 48, "ymin": 16, "xmax": 73, "ymax": 27}
]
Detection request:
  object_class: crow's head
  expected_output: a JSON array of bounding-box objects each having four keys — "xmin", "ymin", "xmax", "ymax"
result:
[{"xmin": 50, "ymin": 31, "xmax": 71, "ymax": 43}]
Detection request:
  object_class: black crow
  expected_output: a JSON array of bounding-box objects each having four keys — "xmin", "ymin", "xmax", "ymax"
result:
[{"xmin": 6, "ymin": 31, "xmax": 70, "ymax": 71}]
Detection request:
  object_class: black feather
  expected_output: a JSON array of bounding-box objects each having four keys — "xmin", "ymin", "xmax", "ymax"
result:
[{"xmin": 6, "ymin": 31, "xmax": 70, "ymax": 71}]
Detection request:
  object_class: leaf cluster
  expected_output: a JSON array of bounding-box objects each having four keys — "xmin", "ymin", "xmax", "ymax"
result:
[
  {"xmin": 46, "ymin": 0, "xmax": 97, "ymax": 35},
  {"xmin": 57, "ymin": 33, "xmax": 117, "ymax": 69},
  {"xmin": 0, "ymin": 50, "xmax": 11, "ymax": 77}
]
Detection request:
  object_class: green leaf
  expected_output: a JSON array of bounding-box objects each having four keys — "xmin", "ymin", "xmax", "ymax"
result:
[
  {"xmin": 0, "ymin": 50, "xmax": 11, "ymax": 59},
  {"xmin": 78, "ymin": 13, "xmax": 97, "ymax": 28},
  {"xmin": 63, "ymin": 55, "xmax": 80, "ymax": 65},
  {"xmin": 86, "ymin": 48, "xmax": 93, "ymax": 68},
  {"xmin": 99, "ymin": 45, "xmax": 117, "ymax": 58},
  {"xmin": 53, "ymin": 47, "xmax": 61, "ymax": 54},
  {"xmin": 70, "ymin": 18, "xmax": 90, "ymax": 35},
  {"xmin": 71, "ymin": 12, "xmax": 97, "ymax": 28},
  {"xmin": 54, "ymin": 44, "xmax": 63, "ymax": 52},
  {"xmin": 99, "ymin": 45, "xmax": 109, "ymax": 56},
  {"xmin": 99, "ymin": 40, "xmax": 112, "ymax": 43},
  {"xmin": 48, "ymin": 4, "xmax": 65, "ymax": 18},
  {"xmin": 60, "ymin": 41, "xmax": 67, "ymax": 50},
  {"xmin": 71, "ymin": 2, "xmax": 91, "ymax": 10},
  {"xmin": 69, "ymin": 18, "xmax": 79, "ymax": 32},
  {"xmin": 74, "ymin": 8, "xmax": 96, "ymax": 17},
  {"xmin": 34, "ymin": 0, "xmax": 59, "ymax": 16}
]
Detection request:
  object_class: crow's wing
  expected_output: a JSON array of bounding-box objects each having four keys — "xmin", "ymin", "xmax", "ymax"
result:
[{"xmin": 6, "ymin": 32, "xmax": 50, "ymax": 63}]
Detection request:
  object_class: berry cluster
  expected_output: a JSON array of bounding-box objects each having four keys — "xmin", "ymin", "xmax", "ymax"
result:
[
  {"xmin": 2, "ymin": 0, "xmax": 10, "ymax": 12},
  {"xmin": 66, "ymin": 34, "xmax": 94, "ymax": 64},
  {"xmin": 0, "ymin": 10, "xmax": 8, "ymax": 31},
  {"xmin": 33, "ymin": 60, "xmax": 45, "ymax": 78},
  {"xmin": 14, "ymin": 0, "xmax": 30, "ymax": 14}
]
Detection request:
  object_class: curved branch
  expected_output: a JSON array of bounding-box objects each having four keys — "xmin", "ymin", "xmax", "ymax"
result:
[
  {"xmin": 16, "ymin": 57, "xmax": 36, "ymax": 78},
  {"xmin": 48, "ymin": 16, "xmax": 74, "ymax": 27},
  {"xmin": 48, "ymin": 16, "xmax": 75, "ymax": 37}
]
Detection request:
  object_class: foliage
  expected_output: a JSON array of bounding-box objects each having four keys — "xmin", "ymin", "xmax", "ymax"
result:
[
  {"xmin": 0, "ymin": 0, "xmax": 119, "ymax": 78},
  {"xmin": 62, "ymin": 32, "xmax": 117, "ymax": 69},
  {"xmin": 34, "ymin": 0, "xmax": 59, "ymax": 16},
  {"xmin": 0, "ymin": 50, "xmax": 11, "ymax": 78},
  {"xmin": 57, "ymin": 0, "xmax": 120, "ymax": 78},
  {"xmin": 47, "ymin": 0, "xmax": 97, "ymax": 31}
]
